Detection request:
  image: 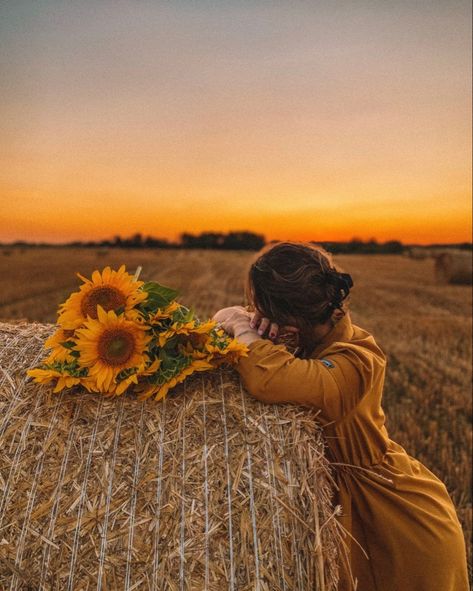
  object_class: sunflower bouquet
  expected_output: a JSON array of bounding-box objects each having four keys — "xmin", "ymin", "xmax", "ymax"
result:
[{"xmin": 27, "ymin": 265, "xmax": 248, "ymax": 401}]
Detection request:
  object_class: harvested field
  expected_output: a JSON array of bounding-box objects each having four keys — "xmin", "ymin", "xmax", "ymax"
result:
[{"xmin": 1, "ymin": 246, "xmax": 472, "ymax": 580}]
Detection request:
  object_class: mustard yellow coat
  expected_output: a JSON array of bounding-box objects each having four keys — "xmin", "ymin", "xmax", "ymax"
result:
[{"xmin": 234, "ymin": 312, "xmax": 469, "ymax": 591}]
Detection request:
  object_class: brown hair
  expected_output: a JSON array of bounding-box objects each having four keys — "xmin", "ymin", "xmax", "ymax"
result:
[{"xmin": 244, "ymin": 240, "xmax": 351, "ymax": 355}]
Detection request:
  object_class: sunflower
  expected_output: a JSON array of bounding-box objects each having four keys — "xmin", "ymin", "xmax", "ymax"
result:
[
  {"xmin": 74, "ymin": 305, "xmax": 152, "ymax": 392},
  {"xmin": 57, "ymin": 265, "xmax": 148, "ymax": 330},
  {"xmin": 42, "ymin": 327, "xmax": 77, "ymax": 363},
  {"xmin": 136, "ymin": 358, "xmax": 214, "ymax": 401},
  {"xmin": 148, "ymin": 300, "xmax": 181, "ymax": 323},
  {"xmin": 204, "ymin": 337, "xmax": 249, "ymax": 366},
  {"xmin": 26, "ymin": 367, "xmax": 93, "ymax": 393},
  {"xmin": 177, "ymin": 331, "xmax": 213, "ymax": 359},
  {"xmin": 157, "ymin": 319, "xmax": 217, "ymax": 348},
  {"xmin": 109, "ymin": 357, "xmax": 162, "ymax": 396}
]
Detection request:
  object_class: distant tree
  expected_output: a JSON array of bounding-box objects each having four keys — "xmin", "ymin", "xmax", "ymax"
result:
[
  {"xmin": 143, "ymin": 235, "xmax": 172, "ymax": 248},
  {"xmin": 366, "ymin": 238, "xmax": 378, "ymax": 253},
  {"xmin": 200, "ymin": 232, "xmax": 225, "ymax": 248},
  {"xmin": 311, "ymin": 238, "xmax": 404, "ymax": 255},
  {"xmin": 179, "ymin": 232, "xmax": 196, "ymax": 248},
  {"xmin": 381, "ymin": 240, "xmax": 404, "ymax": 254},
  {"xmin": 222, "ymin": 231, "xmax": 266, "ymax": 250},
  {"xmin": 179, "ymin": 231, "xmax": 265, "ymax": 250},
  {"xmin": 180, "ymin": 232, "xmax": 221, "ymax": 248},
  {"xmin": 427, "ymin": 242, "xmax": 472, "ymax": 251},
  {"xmin": 348, "ymin": 237, "xmax": 364, "ymax": 253},
  {"xmin": 130, "ymin": 233, "xmax": 143, "ymax": 248}
]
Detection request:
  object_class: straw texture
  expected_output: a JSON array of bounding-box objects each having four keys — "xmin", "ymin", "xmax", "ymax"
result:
[{"xmin": 0, "ymin": 321, "xmax": 346, "ymax": 590}]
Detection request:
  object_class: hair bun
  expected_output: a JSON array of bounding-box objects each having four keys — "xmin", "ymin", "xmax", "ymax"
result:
[{"xmin": 326, "ymin": 272, "xmax": 354, "ymax": 310}]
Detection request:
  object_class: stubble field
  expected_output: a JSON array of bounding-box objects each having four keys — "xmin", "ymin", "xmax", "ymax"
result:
[{"xmin": 1, "ymin": 246, "xmax": 471, "ymax": 570}]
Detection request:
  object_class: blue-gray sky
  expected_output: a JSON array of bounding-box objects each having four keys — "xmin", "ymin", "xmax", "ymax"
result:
[{"xmin": 1, "ymin": 0, "xmax": 471, "ymax": 243}]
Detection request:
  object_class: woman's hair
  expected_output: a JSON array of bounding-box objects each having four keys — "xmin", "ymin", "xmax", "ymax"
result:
[{"xmin": 244, "ymin": 240, "xmax": 351, "ymax": 353}]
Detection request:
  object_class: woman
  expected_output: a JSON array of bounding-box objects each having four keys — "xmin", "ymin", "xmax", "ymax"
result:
[{"xmin": 212, "ymin": 240, "xmax": 469, "ymax": 591}]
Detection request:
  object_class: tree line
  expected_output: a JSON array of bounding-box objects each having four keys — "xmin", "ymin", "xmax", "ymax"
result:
[{"xmin": 3, "ymin": 232, "xmax": 471, "ymax": 253}]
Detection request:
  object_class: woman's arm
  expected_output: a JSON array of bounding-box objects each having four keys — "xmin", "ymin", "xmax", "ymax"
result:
[
  {"xmin": 212, "ymin": 305, "xmax": 374, "ymax": 421},
  {"xmin": 233, "ymin": 339, "xmax": 373, "ymax": 422}
]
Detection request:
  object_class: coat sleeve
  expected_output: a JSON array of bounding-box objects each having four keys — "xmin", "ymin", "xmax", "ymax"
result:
[{"xmin": 233, "ymin": 338, "xmax": 376, "ymax": 422}]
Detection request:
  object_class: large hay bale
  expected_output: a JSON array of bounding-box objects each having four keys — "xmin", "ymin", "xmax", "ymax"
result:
[
  {"xmin": 406, "ymin": 247, "xmax": 431, "ymax": 259},
  {"xmin": 433, "ymin": 251, "xmax": 472, "ymax": 285},
  {"xmin": 0, "ymin": 322, "xmax": 345, "ymax": 590}
]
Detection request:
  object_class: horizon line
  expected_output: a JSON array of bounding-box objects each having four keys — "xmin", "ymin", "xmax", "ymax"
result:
[{"xmin": 1, "ymin": 237, "xmax": 472, "ymax": 248}]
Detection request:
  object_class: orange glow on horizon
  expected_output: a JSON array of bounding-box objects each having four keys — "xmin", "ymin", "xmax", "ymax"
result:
[{"xmin": 1, "ymin": 187, "xmax": 471, "ymax": 246}]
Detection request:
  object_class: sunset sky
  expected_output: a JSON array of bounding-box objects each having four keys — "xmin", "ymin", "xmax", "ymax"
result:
[{"xmin": 1, "ymin": 1, "xmax": 471, "ymax": 245}]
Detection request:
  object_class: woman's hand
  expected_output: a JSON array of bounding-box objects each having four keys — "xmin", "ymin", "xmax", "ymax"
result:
[
  {"xmin": 212, "ymin": 305, "xmax": 300, "ymax": 345},
  {"xmin": 212, "ymin": 306, "xmax": 261, "ymax": 344},
  {"xmin": 249, "ymin": 309, "xmax": 300, "ymax": 342}
]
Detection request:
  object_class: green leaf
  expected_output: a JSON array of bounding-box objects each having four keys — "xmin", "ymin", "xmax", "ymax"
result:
[
  {"xmin": 159, "ymin": 348, "xmax": 175, "ymax": 370},
  {"xmin": 182, "ymin": 306, "xmax": 195, "ymax": 322},
  {"xmin": 60, "ymin": 340, "xmax": 76, "ymax": 349},
  {"xmin": 142, "ymin": 282, "xmax": 179, "ymax": 304}
]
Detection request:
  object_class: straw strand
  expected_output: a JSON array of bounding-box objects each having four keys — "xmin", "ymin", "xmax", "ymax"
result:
[
  {"xmin": 0, "ymin": 347, "xmax": 46, "ymax": 438},
  {"xmin": 274, "ymin": 405, "xmax": 305, "ymax": 590},
  {"xmin": 39, "ymin": 399, "xmax": 84, "ymax": 589},
  {"xmin": 66, "ymin": 397, "xmax": 104, "ymax": 591},
  {"xmin": 261, "ymin": 405, "xmax": 287, "ymax": 591},
  {"xmin": 0, "ymin": 391, "xmax": 43, "ymax": 530},
  {"xmin": 152, "ymin": 397, "xmax": 167, "ymax": 590},
  {"xmin": 124, "ymin": 401, "xmax": 145, "ymax": 591},
  {"xmin": 220, "ymin": 372, "xmax": 235, "ymax": 591},
  {"xmin": 97, "ymin": 397, "xmax": 125, "ymax": 591},
  {"xmin": 179, "ymin": 385, "xmax": 186, "ymax": 591},
  {"xmin": 239, "ymin": 381, "xmax": 261, "ymax": 589},
  {"xmin": 10, "ymin": 394, "xmax": 63, "ymax": 591},
  {"xmin": 201, "ymin": 375, "xmax": 210, "ymax": 589}
]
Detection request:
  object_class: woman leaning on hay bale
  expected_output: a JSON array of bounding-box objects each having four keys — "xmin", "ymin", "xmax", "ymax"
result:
[{"xmin": 213, "ymin": 240, "xmax": 469, "ymax": 591}]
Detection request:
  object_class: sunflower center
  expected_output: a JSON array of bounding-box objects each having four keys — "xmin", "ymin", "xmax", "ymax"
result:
[
  {"xmin": 81, "ymin": 286, "xmax": 127, "ymax": 319},
  {"xmin": 98, "ymin": 328, "xmax": 136, "ymax": 366},
  {"xmin": 189, "ymin": 333, "xmax": 207, "ymax": 348}
]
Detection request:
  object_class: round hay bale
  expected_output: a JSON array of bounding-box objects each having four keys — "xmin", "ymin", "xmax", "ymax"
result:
[
  {"xmin": 0, "ymin": 322, "xmax": 346, "ymax": 590},
  {"xmin": 433, "ymin": 251, "xmax": 472, "ymax": 285},
  {"xmin": 407, "ymin": 247, "xmax": 430, "ymax": 260}
]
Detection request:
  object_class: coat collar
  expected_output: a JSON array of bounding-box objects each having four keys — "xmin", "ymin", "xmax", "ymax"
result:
[{"xmin": 303, "ymin": 311, "xmax": 354, "ymax": 359}]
